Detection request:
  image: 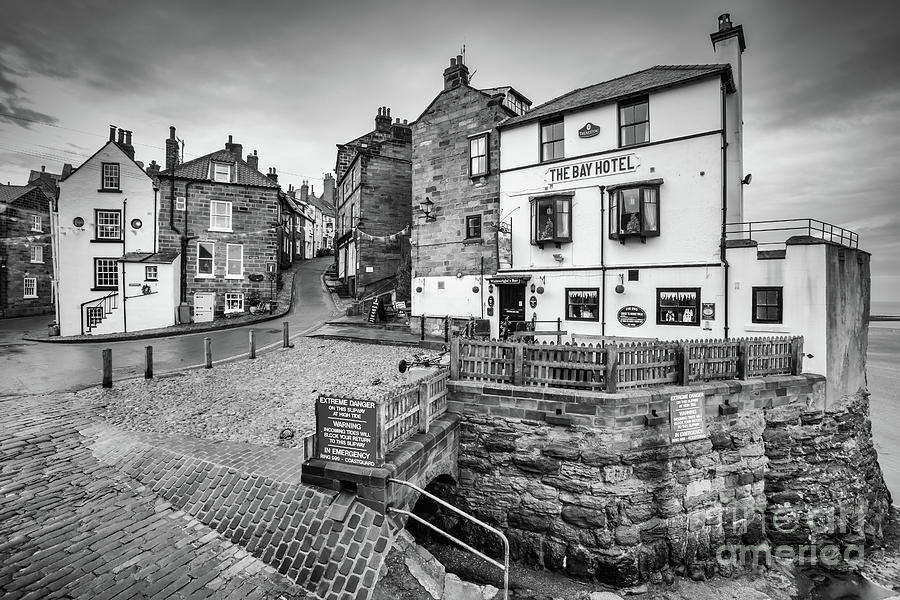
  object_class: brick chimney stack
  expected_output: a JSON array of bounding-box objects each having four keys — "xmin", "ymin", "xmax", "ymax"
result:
[
  {"xmin": 267, "ymin": 167, "xmax": 278, "ymax": 184},
  {"xmin": 146, "ymin": 160, "xmax": 160, "ymax": 180},
  {"xmin": 122, "ymin": 130, "xmax": 135, "ymax": 160},
  {"xmin": 165, "ymin": 126, "xmax": 179, "ymax": 170},
  {"xmin": 246, "ymin": 150, "xmax": 259, "ymax": 172},
  {"xmin": 375, "ymin": 106, "xmax": 392, "ymax": 133},
  {"xmin": 109, "ymin": 125, "xmax": 116, "ymax": 142},
  {"xmin": 224, "ymin": 135, "xmax": 243, "ymax": 161},
  {"xmin": 300, "ymin": 179, "xmax": 309, "ymax": 203},
  {"xmin": 443, "ymin": 55, "xmax": 469, "ymax": 90},
  {"xmin": 323, "ymin": 173, "xmax": 335, "ymax": 204}
]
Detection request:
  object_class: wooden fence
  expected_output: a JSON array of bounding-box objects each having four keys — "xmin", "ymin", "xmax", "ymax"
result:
[{"xmin": 451, "ymin": 336, "xmax": 803, "ymax": 392}]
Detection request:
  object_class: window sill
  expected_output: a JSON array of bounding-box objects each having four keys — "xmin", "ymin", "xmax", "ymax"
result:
[
  {"xmin": 97, "ymin": 189, "xmax": 123, "ymax": 193},
  {"xmin": 90, "ymin": 287, "xmax": 118, "ymax": 292},
  {"xmin": 30, "ymin": 260, "xmax": 44, "ymax": 264},
  {"xmin": 224, "ymin": 275, "xmax": 244, "ymax": 280},
  {"xmin": 463, "ymin": 237, "xmax": 484, "ymax": 246},
  {"xmin": 30, "ymin": 229, "xmax": 43, "ymax": 233},
  {"xmin": 746, "ymin": 324, "xmax": 789, "ymax": 333},
  {"xmin": 539, "ymin": 156, "xmax": 568, "ymax": 166},
  {"xmin": 224, "ymin": 309, "xmax": 244, "ymax": 314},
  {"xmin": 145, "ymin": 279, "xmax": 158, "ymax": 282},
  {"xmin": 23, "ymin": 295, "xmax": 38, "ymax": 299},
  {"xmin": 194, "ymin": 275, "xmax": 216, "ymax": 280},
  {"xmin": 470, "ymin": 172, "xmax": 489, "ymax": 180},
  {"xmin": 91, "ymin": 239, "xmax": 124, "ymax": 243},
  {"xmin": 208, "ymin": 228, "xmax": 233, "ymax": 233},
  {"xmin": 656, "ymin": 321, "xmax": 700, "ymax": 327}
]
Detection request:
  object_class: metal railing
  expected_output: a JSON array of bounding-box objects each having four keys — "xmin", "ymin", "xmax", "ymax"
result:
[
  {"xmin": 387, "ymin": 478, "xmax": 509, "ymax": 600},
  {"xmin": 80, "ymin": 292, "xmax": 118, "ymax": 335},
  {"xmin": 725, "ymin": 218, "xmax": 858, "ymax": 249}
]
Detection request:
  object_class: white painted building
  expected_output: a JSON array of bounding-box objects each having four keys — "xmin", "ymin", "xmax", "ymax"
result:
[
  {"xmin": 489, "ymin": 14, "xmax": 866, "ymax": 400},
  {"xmin": 53, "ymin": 127, "xmax": 180, "ymax": 336}
]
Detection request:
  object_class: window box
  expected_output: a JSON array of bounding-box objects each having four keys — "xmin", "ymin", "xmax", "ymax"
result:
[
  {"xmin": 608, "ymin": 182, "xmax": 661, "ymax": 242},
  {"xmin": 530, "ymin": 193, "xmax": 573, "ymax": 248},
  {"xmin": 209, "ymin": 201, "xmax": 232, "ymax": 232},
  {"xmin": 94, "ymin": 258, "xmax": 119, "ymax": 290},
  {"xmin": 752, "ymin": 287, "xmax": 783, "ymax": 323},
  {"xmin": 101, "ymin": 162, "xmax": 120, "ymax": 191},
  {"xmin": 540, "ymin": 118, "xmax": 564, "ymax": 163},
  {"xmin": 469, "ymin": 133, "xmax": 489, "ymax": 177},
  {"xmin": 95, "ymin": 209, "xmax": 122, "ymax": 241},
  {"xmin": 23, "ymin": 277, "xmax": 37, "ymax": 299},
  {"xmin": 619, "ymin": 97, "xmax": 649, "ymax": 147},
  {"xmin": 566, "ymin": 288, "xmax": 599, "ymax": 321},
  {"xmin": 197, "ymin": 242, "xmax": 215, "ymax": 277},
  {"xmin": 657, "ymin": 288, "xmax": 700, "ymax": 326}
]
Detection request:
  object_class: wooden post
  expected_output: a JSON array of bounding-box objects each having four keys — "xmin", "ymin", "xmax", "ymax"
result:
[
  {"xmin": 737, "ymin": 339, "xmax": 750, "ymax": 379},
  {"xmin": 102, "ymin": 348, "xmax": 112, "ymax": 388},
  {"xmin": 557, "ymin": 317, "xmax": 562, "ymax": 345},
  {"xmin": 450, "ymin": 336, "xmax": 460, "ymax": 379},
  {"xmin": 282, "ymin": 321, "xmax": 292, "ymax": 348},
  {"xmin": 791, "ymin": 337, "xmax": 804, "ymax": 375},
  {"xmin": 421, "ymin": 315, "xmax": 426, "ymax": 341},
  {"xmin": 444, "ymin": 315, "xmax": 450, "ymax": 343},
  {"xmin": 144, "ymin": 346, "xmax": 153, "ymax": 379},
  {"xmin": 677, "ymin": 343, "xmax": 690, "ymax": 386},
  {"xmin": 249, "ymin": 330, "xmax": 256, "ymax": 359},
  {"xmin": 513, "ymin": 344, "xmax": 524, "ymax": 385},
  {"xmin": 605, "ymin": 342, "xmax": 618, "ymax": 393},
  {"xmin": 376, "ymin": 400, "xmax": 386, "ymax": 465},
  {"xmin": 204, "ymin": 337, "xmax": 212, "ymax": 369},
  {"xmin": 418, "ymin": 381, "xmax": 430, "ymax": 434}
]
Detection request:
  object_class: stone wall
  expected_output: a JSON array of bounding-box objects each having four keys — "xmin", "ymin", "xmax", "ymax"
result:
[
  {"xmin": 0, "ymin": 187, "xmax": 54, "ymax": 317},
  {"xmin": 440, "ymin": 375, "xmax": 890, "ymax": 586}
]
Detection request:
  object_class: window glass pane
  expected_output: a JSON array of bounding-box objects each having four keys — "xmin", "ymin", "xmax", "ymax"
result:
[
  {"xmin": 767, "ymin": 291, "xmax": 778, "ymax": 305},
  {"xmin": 537, "ymin": 200, "xmax": 555, "ymax": 240},
  {"xmin": 635, "ymin": 122, "xmax": 649, "ymax": 143},
  {"xmin": 623, "ymin": 127, "xmax": 634, "ymax": 146},
  {"xmin": 634, "ymin": 102, "xmax": 648, "ymax": 122},
  {"xmin": 620, "ymin": 105, "xmax": 633, "ymax": 125},
  {"xmin": 556, "ymin": 199, "xmax": 570, "ymax": 238},
  {"xmin": 643, "ymin": 188, "xmax": 658, "ymax": 232}
]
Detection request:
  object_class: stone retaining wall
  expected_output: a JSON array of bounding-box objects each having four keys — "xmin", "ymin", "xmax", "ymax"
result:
[{"xmin": 442, "ymin": 375, "xmax": 889, "ymax": 586}]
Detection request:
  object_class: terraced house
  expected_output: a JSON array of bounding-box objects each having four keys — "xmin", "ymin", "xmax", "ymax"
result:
[
  {"xmin": 0, "ymin": 184, "xmax": 55, "ymax": 318},
  {"xmin": 158, "ymin": 130, "xmax": 282, "ymax": 322}
]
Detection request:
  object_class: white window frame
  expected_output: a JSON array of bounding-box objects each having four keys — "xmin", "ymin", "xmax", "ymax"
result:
[
  {"xmin": 224, "ymin": 292, "xmax": 244, "ymax": 314},
  {"xmin": 211, "ymin": 162, "xmax": 233, "ymax": 183},
  {"xmin": 468, "ymin": 132, "xmax": 489, "ymax": 177},
  {"xmin": 23, "ymin": 277, "xmax": 37, "ymax": 298},
  {"xmin": 94, "ymin": 258, "xmax": 119, "ymax": 290},
  {"xmin": 225, "ymin": 244, "xmax": 243, "ymax": 279},
  {"xmin": 95, "ymin": 209, "xmax": 122, "ymax": 240},
  {"xmin": 175, "ymin": 196, "xmax": 186, "ymax": 211},
  {"xmin": 196, "ymin": 242, "xmax": 215, "ymax": 278},
  {"xmin": 145, "ymin": 265, "xmax": 158, "ymax": 281},
  {"xmin": 30, "ymin": 245, "xmax": 43, "ymax": 263},
  {"xmin": 31, "ymin": 215, "xmax": 42, "ymax": 231},
  {"xmin": 86, "ymin": 306, "xmax": 103, "ymax": 327},
  {"xmin": 102, "ymin": 163, "xmax": 120, "ymax": 190},
  {"xmin": 209, "ymin": 201, "xmax": 232, "ymax": 232}
]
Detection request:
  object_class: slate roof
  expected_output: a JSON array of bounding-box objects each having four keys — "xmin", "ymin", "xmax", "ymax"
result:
[
  {"xmin": 160, "ymin": 149, "xmax": 279, "ymax": 188},
  {"xmin": 120, "ymin": 251, "xmax": 180, "ymax": 263},
  {"xmin": 305, "ymin": 194, "xmax": 335, "ymax": 216},
  {"xmin": 501, "ymin": 64, "xmax": 733, "ymax": 128},
  {"xmin": 0, "ymin": 185, "xmax": 36, "ymax": 204}
]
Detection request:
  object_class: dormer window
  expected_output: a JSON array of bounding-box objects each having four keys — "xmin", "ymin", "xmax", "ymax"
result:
[{"xmin": 211, "ymin": 162, "xmax": 233, "ymax": 183}]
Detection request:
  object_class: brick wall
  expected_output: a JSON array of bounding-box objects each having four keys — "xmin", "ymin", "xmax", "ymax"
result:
[
  {"xmin": 158, "ymin": 178, "xmax": 280, "ymax": 313},
  {"xmin": 0, "ymin": 187, "xmax": 54, "ymax": 317},
  {"xmin": 412, "ymin": 85, "xmax": 509, "ymax": 278}
]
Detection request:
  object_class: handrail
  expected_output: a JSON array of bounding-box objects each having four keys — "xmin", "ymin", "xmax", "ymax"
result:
[
  {"xmin": 80, "ymin": 292, "xmax": 118, "ymax": 335},
  {"xmin": 725, "ymin": 218, "xmax": 858, "ymax": 249},
  {"xmin": 387, "ymin": 478, "xmax": 509, "ymax": 600}
]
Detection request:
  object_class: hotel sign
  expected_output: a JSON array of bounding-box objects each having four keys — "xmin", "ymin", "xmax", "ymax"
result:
[
  {"xmin": 545, "ymin": 153, "xmax": 639, "ymax": 184},
  {"xmin": 578, "ymin": 122, "xmax": 600, "ymax": 138}
]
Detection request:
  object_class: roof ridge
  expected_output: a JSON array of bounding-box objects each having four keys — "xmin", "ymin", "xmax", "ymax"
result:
[{"xmin": 527, "ymin": 65, "xmax": 662, "ymax": 115}]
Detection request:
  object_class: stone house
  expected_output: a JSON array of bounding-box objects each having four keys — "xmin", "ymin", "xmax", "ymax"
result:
[
  {"xmin": 157, "ymin": 130, "xmax": 282, "ymax": 321},
  {"xmin": 292, "ymin": 178, "xmax": 336, "ymax": 258},
  {"xmin": 410, "ymin": 54, "xmax": 531, "ymax": 323},
  {"xmin": 53, "ymin": 127, "xmax": 179, "ymax": 336},
  {"xmin": 334, "ymin": 108, "xmax": 412, "ymax": 301},
  {"xmin": 0, "ymin": 184, "xmax": 55, "ymax": 317}
]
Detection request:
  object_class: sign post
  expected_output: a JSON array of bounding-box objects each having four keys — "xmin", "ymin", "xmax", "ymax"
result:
[
  {"xmin": 315, "ymin": 395, "xmax": 380, "ymax": 467},
  {"xmin": 669, "ymin": 391, "xmax": 706, "ymax": 443}
]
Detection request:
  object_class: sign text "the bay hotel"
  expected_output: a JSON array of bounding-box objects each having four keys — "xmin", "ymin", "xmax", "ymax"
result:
[{"xmin": 545, "ymin": 153, "xmax": 640, "ymax": 184}]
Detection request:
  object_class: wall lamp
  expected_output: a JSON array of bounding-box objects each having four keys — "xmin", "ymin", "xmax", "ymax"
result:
[
  {"xmin": 418, "ymin": 197, "xmax": 436, "ymax": 222},
  {"xmin": 615, "ymin": 274, "xmax": 625, "ymax": 294},
  {"xmin": 741, "ymin": 174, "xmax": 752, "ymax": 185}
]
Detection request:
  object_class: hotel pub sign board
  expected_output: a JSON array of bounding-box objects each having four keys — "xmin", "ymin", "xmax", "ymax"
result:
[
  {"xmin": 316, "ymin": 395, "xmax": 379, "ymax": 467},
  {"xmin": 669, "ymin": 391, "xmax": 707, "ymax": 443},
  {"xmin": 545, "ymin": 153, "xmax": 639, "ymax": 184}
]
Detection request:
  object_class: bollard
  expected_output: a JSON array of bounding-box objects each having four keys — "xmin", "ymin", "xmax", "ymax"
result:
[
  {"xmin": 144, "ymin": 346, "xmax": 153, "ymax": 379},
  {"xmin": 249, "ymin": 330, "xmax": 256, "ymax": 359},
  {"xmin": 102, "ymin": 348, "xmax": 112, "ymax": 388},
  {"xmin": 283, "ymin": 321, "xmax": 293, "ymax": 348},
  {"xmin": 204, "ymin": 337, "xmax": 212, "ymax": 369},
  {"xmin": 444, "ymin": 315, "xmax": 449, "ymax": 343}
]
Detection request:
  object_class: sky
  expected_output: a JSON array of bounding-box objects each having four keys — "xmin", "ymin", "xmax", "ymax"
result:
[{"xmin": 1, "ymin": 0, "xmax": 898, "ymax": 305}]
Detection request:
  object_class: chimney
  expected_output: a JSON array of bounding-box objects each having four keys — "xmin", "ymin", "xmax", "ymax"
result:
[
  {"xmin": 246, "ymin": 150, "xmax": 259, "ymax": 172},
  {"xmin": 41, "ymin": 165, "xmax": 45, "ymax": 172},
  {"xmin": 267, "ymin": 167, "xmax": 278, "ymax": 184},
  {"xmin": 109, "ymin": 125, "xmax": 116, "ymax": 142},
  {"xmin": 146, "ymin": 160, "xmax": 160, "ymax": 180},
  {"xmin": 123, "ymin": 130, "xmax": 135, "ymax": 160},
  {"xmin": 391, "ymin": 115, "xmax": 411, "ymax": 141},
  {"xmin": 375, "ymin": 106, "xmax": 392, "ymax": 133},
  {"xmin": 165, "ymin": 126, "xmax": 179, "ymax": 170},
  {"xmin": 225, "ymin": 135, "xmax": 243, "ymax": 161},
  {"xmin": 62, "ymin": 163, "xmax": 73, "ymax": 178},
  {"xmin": 117, "ymin": 128, "xmax": 125, "ymax": 144},
  {"xmin": 443, "ymin": 54, "xmax": 469, "ymax": 90},
  {"xmin": 323, "ymin": 173, "xmax": 335, "ymax": 203},
  {"xmin": 300, "ymin": 179, "xmax": 309, "ymax": 203}
]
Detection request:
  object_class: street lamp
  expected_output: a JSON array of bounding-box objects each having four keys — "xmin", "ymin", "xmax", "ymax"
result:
[{"xmin": 418, "ymin": 197, "xmax": 436, "ymax": 222}]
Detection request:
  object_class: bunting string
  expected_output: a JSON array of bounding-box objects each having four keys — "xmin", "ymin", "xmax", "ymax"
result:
[{"xmin": 353, "ymin": 224, "xmax": 410, "ymax": 242}]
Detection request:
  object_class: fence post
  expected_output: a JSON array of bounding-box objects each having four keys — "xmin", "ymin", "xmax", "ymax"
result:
[
  {"xmin": 444, "ymin": 315, "xmax": 450, "ymax": 343},
  {"xmin": 418, "ymin": 381, "xmax": 430, "ymax": 434},
  {"xmin": 376, "ymin": 400, "xmax": 387, "ymax": 465},
  {"xmin": 791, "ymin": 337, "xmax": 804, "ymax": 375},
  {"xmin": 677, "ymin": 343, "xmax": 689, "ymax": 386},
  {"xmin": 144, "ymin": 346, "xmax": 153, "ymax": 379},
  {"xmin": 737, "ymin": 339, "xmax": 750, "ymax": 379},
  {"xmin": 283, "ymin": 321, "xmax": 293, "ymax": 348},
  {"xmin": 450, "ymin": 336, "xmax": 460, "ymax": 379},
  {"xmin": 421, "ymin": 315, "xmax": 425, "ymax": 341},
  {"xmin": 557, "ymin": 317, "xmax": 562, "ymax": 345},
  {"xmin": 249, "ymin": 330, "xmax": 256, "ymax": 359},
  {"xmin": 204, "ymin": 337, "xmax": 213, "ymax": 369},
  {"xmin": 605, "ymin": 342, "xmax": 618, "ymax": 393},
  {"xmin": 102, "ymin": 348, "xmax": 112, "ymax": 388},
  {"xmin": 513, "ymin": 344, "xmax": 524, "ymax": 385}
]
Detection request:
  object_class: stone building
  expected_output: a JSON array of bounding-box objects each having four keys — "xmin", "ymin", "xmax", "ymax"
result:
[
  {"xmin": 334, "ymin": 108, "xmax": 411, "ymax": 300},
  {"xmin": 410, "ymin": 55, "xmax": 530, "ymax": 322},
  {"xmin": 158, "ymin": 129, "xmax": 281, "ymax": 321},
  {"xmin": 0, "ymin": 184, "xmax": 55, "ymax": 317}
]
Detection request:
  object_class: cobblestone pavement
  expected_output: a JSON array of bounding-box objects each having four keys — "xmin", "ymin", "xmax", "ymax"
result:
[{"xmin": 1, "ymin": 394, "xmax": 396, "ymax": 599}]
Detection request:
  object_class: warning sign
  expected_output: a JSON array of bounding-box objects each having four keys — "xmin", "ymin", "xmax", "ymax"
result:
[
  {"xmin": 316, "ymin": 395, "xmax": 380, "ymax": 467},
  {"xmin": 670, "ymin": 391, "xmax": 707, "ymax": 443}
]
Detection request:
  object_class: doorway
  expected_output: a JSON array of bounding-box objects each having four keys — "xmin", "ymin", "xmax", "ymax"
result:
[{"xmin": 498, "ymin": 284, "xmax": 525, "ymax": 339}]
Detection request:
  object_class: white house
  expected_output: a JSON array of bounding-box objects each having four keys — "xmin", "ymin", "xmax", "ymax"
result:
[
  {"xmin": 490, "ymin": 14, "xmax": 866, "ymax": 401},
  {"xmin": 53, "ymin": 127, "xmax": 180, "ymax": 336}
]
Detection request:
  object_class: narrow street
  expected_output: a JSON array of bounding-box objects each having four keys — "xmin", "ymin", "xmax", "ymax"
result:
[{"xmin": 0, "ymin": 258, "xmax": 336, "ymax": 397}]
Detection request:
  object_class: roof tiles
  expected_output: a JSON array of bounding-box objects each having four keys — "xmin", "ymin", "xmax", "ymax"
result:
[{"xmin": 161, "ymin": 149, "xmax": 278, "ymax": 188}]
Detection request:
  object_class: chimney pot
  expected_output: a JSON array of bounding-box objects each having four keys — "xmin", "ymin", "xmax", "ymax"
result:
[
  {"xmin": 457, "ymin": 54, "xmax": 463, "ymax": 64},
  {"xmin": 169, "ymin": 126, "xmax": 176, "ymax": 140},
  {"xmin": 718, "ymin": 13, "xmax": 732, "ymax": 31},
  {"xmin": 403, "ymin": 119, "xmax": 408, "ymax": 125},
  {"xmin": 41, "ymin": 165, "xmax": 45, "ymax": 172},
  {"xmin": 450, "ymin": 57, "xmax": 456, "ymax": 66},
  {"xmin": 387, "ymin": 107, "xmax": 391, "ymax": 117},
  {"xmin": 109, "ymin": 125, "xmax": 117, "ymax": 141},
  {"xmin": 117, "ymin": 128, "xmax": 124, "ymax": 144},
  {"xmin": 125, "ymin": 130, "xmax": 132, "ymax": 146},
  {"xmin": 228, "ymin": 134, "xmax": 233, "ymax": 143}
]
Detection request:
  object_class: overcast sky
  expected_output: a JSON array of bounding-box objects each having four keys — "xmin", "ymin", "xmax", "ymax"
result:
[{"xmin": 1, "ymin": 0, "xmax": 897, "ymax": 305}]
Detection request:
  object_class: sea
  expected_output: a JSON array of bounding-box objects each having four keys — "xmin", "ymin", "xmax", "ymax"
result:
[{"xmin": 866, "ymin": 300, "xmax": 900, "ymax": 497}]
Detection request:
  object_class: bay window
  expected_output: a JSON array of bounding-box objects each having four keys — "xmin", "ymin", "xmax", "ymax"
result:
[
  {"xmin": 530, "ymin": 193, "xmax": 573, "ymax": 248},
  {"xmin": 609, "ymin": 184, "xmax": 660, "ymax": 242}
]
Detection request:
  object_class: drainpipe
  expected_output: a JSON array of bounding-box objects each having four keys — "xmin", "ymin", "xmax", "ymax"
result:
[
  {"xmin": 720, "ymin": 83, "xmax": 730, "ymax": 339},
  {"xmin": 153, "ymin": 186, "xmax": 158, "ymax": 253},
  {"xmin": 122, "ymin": 197, "xmax": 127, "ymax": 332},
  {"xmin": 181, "ymin": 181, "xmax": 199, "ymax": 304},
  {"xmin": 599, "ymin": 185, "xmax": 607, "ymax": 336},
  {"xmin": 480, "ymin": 256, "xmax": 484, "ymax": 319}
]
